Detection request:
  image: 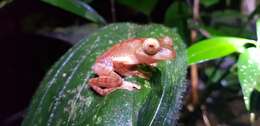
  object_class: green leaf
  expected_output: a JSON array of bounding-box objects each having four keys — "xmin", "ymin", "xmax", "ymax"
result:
[
  {"xmin": 22, "ymin": 23, "xmax": 187, "ymax": 126},
  {"xmin": 164, "ymin": 1, "xmax": 190, "ymax": 37},
  {"xmin": 200, "ymin": 0, "xmax": 219, "ymax": 7},
  {"xmin": 42, "ymin": 0, "xmax": 106, "ymax": 24},
  {"xmin": 81, "ymin": 0, "xmax": 93, "ymax": 3},
  {"xmin": 238, "ymin": 48, "xmax": 260, "ymax": 110},
  {"xmin": 164, "ymin": 1, "xmax": 189, "ymax": 26},
  {"xmin": 188, "ymin": 37, "xmax": 256, "ymax": 65},
  {"xmin": 0, "ymin": 0, "xmax": 13, "ymax": 8},
  {"xmin": 257, "ymin": 19, "xmax": 260, "ymax": 41},
  {"xmin": 211, "ymin": 10, "xmax": 245, "ymax": 25},
  {"xmin": 116, "ymin": 0, "xmax": 158, "ymax": 15},
  {"xmin": 203, "ymin": 25, "xmax": 255, "ymax": 38}
]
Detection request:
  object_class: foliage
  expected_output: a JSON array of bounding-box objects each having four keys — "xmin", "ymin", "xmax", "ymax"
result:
[
  {"xmin": 22, "ymin": 23, "xmax": 187, "ymax": 126},
  {"xmin": 200, "ymin": 0, "xmax": 219, "ymax": 7},
  {"xmin": 187, "ymin": 19, "xmax": 260, "ymax": 111},
  {"xmin": 19, "ymin": 0, "xmax": 260, "ymax": 125},
  {"xmin": 42, "ymin": 0, "xmax": 106, "ymax": 24},
  {"xmin": 0, "ymin": 0, "xmax": 13, "ymax": 8},
  {"xmin": 238, "ymin": 48, "xmax": 260, "ymax": 110},
  {"xmin": 188, "ymin": 37, "xmax": 256, "ymax": 65},
  {"xmin": 164, "ymin": 1, "xmax": 190, "ymax": 37},
  {"xmin": 115, "ymin": 0, "xmax": 158, "ymax": 15}
]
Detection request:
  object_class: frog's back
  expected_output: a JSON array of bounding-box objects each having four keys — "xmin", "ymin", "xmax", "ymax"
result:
[{"xmin": 96, "ymin": 38, "xmax": 144, "ymax": 62}]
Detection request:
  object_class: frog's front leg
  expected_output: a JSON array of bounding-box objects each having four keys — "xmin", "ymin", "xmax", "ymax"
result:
[{"xmin": 113, "ymin": 61, "xmax": 150, "ymax": 79}]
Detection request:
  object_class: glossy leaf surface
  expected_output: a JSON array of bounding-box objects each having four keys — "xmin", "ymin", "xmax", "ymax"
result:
[
  {"xmin": 22, "ymin": 23, "xmax": 187, "ymax": 126},
  {"xmin": 238, "ymin": 47, "xmax": 260, "ymax": 110},
  {"xmin": 42, "ymin": 0, "xmax": 106, "ymax": 24},
  {"xmin": 188, "ymin": 37, "xmax": 256, "ymax": 65},
  {"xmin": 257, "ymin": 19, "xmax": 260, "ymax": 41}
]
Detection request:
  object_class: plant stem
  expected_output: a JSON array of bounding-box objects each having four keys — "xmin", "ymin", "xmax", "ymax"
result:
[
  {"xmin": 110, "ymin": 0, "xmax": 116, "ymax": 22},
  {"xmin": 190, "ymin": 0, "xmax": 200, "ymax": 105}
]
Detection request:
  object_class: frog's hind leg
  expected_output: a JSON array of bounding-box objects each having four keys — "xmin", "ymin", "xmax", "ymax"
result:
[
  {"xmin": 90, "ymin": 63, "xmax": 123, "ymax": 86},
  {"xmin": 91, "ymin": 63, "xmax": 121, "ymax": 78},
  {"xmin": 89, "ymin": 76, "xmax": 122, "ymax": 88},
  {"xmin": 89, "ymin": 76, "xmax": 140, "ymax": 96},
  {"xmin": 89, "ymin": 63, "xmax": 140, "ymax": 96},
  {"xmin": 88, "ymin": 63, "xmax": 123, "ymax": 96},
  {"xmin": 89, "ymin": 76, "xmax": 120, "ymax": 96}
]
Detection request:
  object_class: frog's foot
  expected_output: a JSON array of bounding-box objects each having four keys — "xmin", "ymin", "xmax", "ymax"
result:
[
  {"xmin": 88, "ymin": 75, "xmax": 122, "ymax": 96},
  {"xmin": 90, "ymin": 85, "xmax": 116, "ymax": 96},
  {"xmin": 119, "ymin": 81, "xmax": 141, "ymax": 91},
  {"xmin": 88, "ymin": 76, "xmax": 140, "ymax": 95}
]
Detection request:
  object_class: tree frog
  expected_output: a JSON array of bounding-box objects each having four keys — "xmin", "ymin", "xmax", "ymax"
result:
[{"xmin": 88, "ymin": 36, "xmax": 176, "ymax": 96}]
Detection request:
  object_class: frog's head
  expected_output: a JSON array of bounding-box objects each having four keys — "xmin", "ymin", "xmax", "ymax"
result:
[{"xmin": 136, "ymin": 36, "xmax": 176, "ymax": 64}]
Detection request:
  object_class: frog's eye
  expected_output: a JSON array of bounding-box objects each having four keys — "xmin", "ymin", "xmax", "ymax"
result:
[{"xmin": 143, "ymin": 38, "xmax": 160, "ymax": 55}]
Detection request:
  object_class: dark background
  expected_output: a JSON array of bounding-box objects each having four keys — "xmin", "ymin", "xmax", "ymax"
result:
[
  {"xmin": 1, "ymin": 0, "xmax": 259, "ymax": 126},
  {"xmin": 0, "ymin": 0, "xmax": 174, "ymax": 125}
]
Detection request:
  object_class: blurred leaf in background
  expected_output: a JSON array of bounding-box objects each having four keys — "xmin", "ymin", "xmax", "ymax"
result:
[
  {"xmin": 42, "ymin": 0, "xmax": 106, "ymax": 24},
  {"xmin": 116, "ymin": 0, "xmax": 158, "ymax": 15},
  {"xmin": 38, "ymin": 24, "xmax": 99, "ymax": 45},
  {"xmin": 206, "ymin": 9, "xmax": 254, "ymax": 38},
  {"xmin": 200, "ymin": 0, "xmax": 219, "ymax": 7},
  {"xmin": 164, "ymin": 1, "xmax": 190, "ymax": 37},
  {"xmin": 210, "ymin": 10, "xmax": 245, "ymax": 25},
  {"xmin": 81, "ymin": 0, "xmax": 93, "ymax": 3},
  {"xmin": 203, "ymin": 25, "xmax": 255, "ymax": 38},
  {"xmin": 0, "ymin": 0, "xmax": 13, "ymax": 8}
]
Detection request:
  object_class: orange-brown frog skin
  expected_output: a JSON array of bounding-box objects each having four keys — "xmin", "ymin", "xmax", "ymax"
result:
[{"xmin": 88, "ymin": 36, "xmax": 176, "ymax": 96}]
